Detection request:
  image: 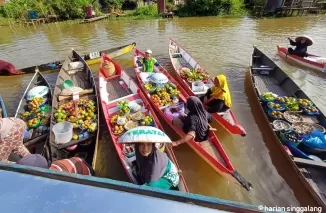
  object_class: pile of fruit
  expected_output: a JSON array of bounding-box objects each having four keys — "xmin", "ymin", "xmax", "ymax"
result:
[
  {"xmin": 261, "ymin": 92, "xmax": 277, "ymax": 102},
  {"xmin": 165, "ymin": 84, "xmax": 180, "ymax": 96},
  {"xmin": 28, "ymin": 97, "xmax": 47, "ymax": 112},
  {"xmin": 20, "ymin": 96, "xmax": 50, "ymax": 129},
  {"xmin": 269, "ymin": 110, "xmax": 284, "ymax": 119},
  {"xmin": 141, "ymin": 115, "xmax": 154, "ymax": 126},
  {"xmin": 110, "ymin": 111, "xmax": 155, "ymax": 136},
  {"xmin": 144, "ymin": 83, "xmax": 156, "ymax": 92},
  {"xmin": 150, "ymin": 86, "xmax": 180, "ymax": 107},
  {"xmin": 298, "ymin": 99, "xmax": 312, "ymax": 107},
  {"xmin": 267, "ymin": 102, "xmax": 285, "ymax": 111},
  {"xmin": 303, "ymin": 106, "xmax": 319, "ymax": 114},
  {"xmin": 118, "ymin": 100, "xmax": 130, "ymax": 115},
  {"xmin": 54, "ymin": 99, "xmax": 97, "ymax": 139},
  {"xmin": 180, "ymin": 68, "xmax": 209, "ymax": 82}
]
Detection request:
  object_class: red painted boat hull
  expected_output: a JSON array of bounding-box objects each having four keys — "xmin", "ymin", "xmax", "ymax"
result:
[
  {"xmin": 168, "ymin": 38, "xmax": 246, "ymax": 137},
  {"xmin": 277, "ymin": 45, "xmax": 326, "ymax": 74},
  {"xmin": 99, "ymin": 53, "xmax": 189, "ymax": 192}
]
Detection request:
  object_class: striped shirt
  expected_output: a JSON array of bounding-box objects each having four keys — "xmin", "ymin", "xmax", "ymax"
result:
[{"xmin": 49, "ymin": 157, "xmax": 93, "ymax": 175}]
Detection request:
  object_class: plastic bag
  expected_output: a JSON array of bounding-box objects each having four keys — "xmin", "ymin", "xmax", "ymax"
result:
[{"xmin": 303, "ymin": 130, "xmax": 326, "ymax": 149}]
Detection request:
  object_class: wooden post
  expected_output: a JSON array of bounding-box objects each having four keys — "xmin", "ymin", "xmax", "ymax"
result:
[{"xmin": 157, "ymin": 0, "xmax": 166, "ymax": 14}]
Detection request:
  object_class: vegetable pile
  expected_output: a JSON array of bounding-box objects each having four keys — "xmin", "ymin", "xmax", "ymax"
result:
[
  {"xmin": 109, "ymin": 100, "xmax": 156, "ymax": 136},
  {"xmin": 261, "ymin": 92, "xmax": 277, "ymax": 101},
  {"xmin": 180, "ymin": 68, "xmax": 209, "ymax": 82}
]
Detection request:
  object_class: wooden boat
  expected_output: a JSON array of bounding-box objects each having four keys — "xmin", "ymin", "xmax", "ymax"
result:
[
  {"xmin": 133, "ymin": 48, "xmax": 252, "ymax": 191},
  {"xmin": 277, "ymin": 45, "xmax": 326, "ymax": 75},
  {"xmin": 0, "ymin": 163, "xmax": 266, "ymax": 213},
  {"xmin": 49, "ymin": 49, "xmax": 99, "ymax": 168},
  {"xmin": 0, "ymin": 95, "xmax": 7, "ymax": 118},
  {"xmin": 99, "ymin": 53, "xmax": 188, "ymax": 192},
  {"xmin": 14, "ymin": 71, "xmax": 53, "ymax": 150},
  {"xmin": 168, "ymin": 38, "xmax": 246, "ymax": 136},
  {"xmin": 2, "ymin": 42, "xmax": 136, "ymax": 76},
  {"xmin": 249, "ymin": 46, "xmax": 326, "ymax": 210},
  {"xmin": 81, "ymin": 15, "xmax": 108, "ymax": 23}
]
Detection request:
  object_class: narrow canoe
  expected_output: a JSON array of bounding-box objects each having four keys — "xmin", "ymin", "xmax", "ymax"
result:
[
  {"xmin": 277, "ymin": 45, "xmax": 326, "ymax": 75},
  {"xmin": 0, "ymin": 95, "xmax": 7, "ymax": 118},
  {"xmin": 168, "ymin": 38, "xmax": 246, "ymax": 136},
  {"xmin": 99, "ymin": 53, "xmax": 188, "ymax": 192},
  {"xmin": 49, "ymin": 49, "xmax": 99, "ymax": 169},
  {"xmin": 2, "ymin": 42, "xmax": 136, "ymax": 76},
  {"xmin": 249, "ymin": 46, "xmax": 326, "ymax": 210},
  {"xmin": 14, "ymin": 71, "xmax": 53, "ymax": 150},
  {"xmin": 133, "ymin": 48, "xmax": 252, "ymax": 191}
]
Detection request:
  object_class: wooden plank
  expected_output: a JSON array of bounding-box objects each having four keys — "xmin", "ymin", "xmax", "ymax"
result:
[{"xmin": 294, "ymin": 157, "xmax": 326, "ymax": 169}]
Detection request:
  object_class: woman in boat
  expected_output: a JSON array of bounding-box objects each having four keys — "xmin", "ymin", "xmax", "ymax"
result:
[
  {"xmin": 172, "ymin": 96, "xmax": 212, "ymax": 147},
  {"xmin": 135, "ymin": 143, "xmax": 179, "ymax": 190},
  {"xmin": 0, "ymin": 60, "xmax": 24, "ymax": 75},
  {"xmin": 0, "ymin": 118, "xmax": 30, "ymax": 163},
  {"xmin": 200, "ymin": 74, "xmax": 232, "ymax": 113},
  {"xmin": 137, "ymin": 49, "xmax": 162, "ymax": 73},
  {"xmin": 17, "ymin": 154, "xmax": 94, "ymax": 176},
  {"xmin": 287, "ymin": 37, "xmax": 310, "ymax": 58}
]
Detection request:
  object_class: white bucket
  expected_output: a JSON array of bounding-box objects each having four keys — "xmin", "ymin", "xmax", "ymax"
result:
[
  {"xmin": 192, "ymin": 81, "xmax": 204, "ymax": 92},
  {"xmin": 53, "ymin": 121, "xmax": 73, "ymax": 144}
]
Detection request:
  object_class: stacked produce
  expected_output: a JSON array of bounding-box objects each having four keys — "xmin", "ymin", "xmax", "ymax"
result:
[
  {"xmin": 109, "ymin": 100, "xmax": 156, "ymax": 136},
  {"xmin": 20, "ymin": 96, "xmax": 50, "ymax": 129},
  {"xmin": 53, "ymin": 99, "xmax": 97, "ymax": 140},
  {"xmin": 180, "ymin": 68, "xmax": 209, "ymax": 82},
  {"xmin": 260, "ymin": 92, "xmax": 278, "ymax": 102},
  {"xmin": 150, "ymin": 84, "xmax": 180, "ymax": 107}
]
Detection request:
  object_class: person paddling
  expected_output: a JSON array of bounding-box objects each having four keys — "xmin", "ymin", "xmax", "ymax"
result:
[
  {"xmin": 287, "ymin": 36, "xmax": 313, "ymax": 58},
  {"xmin": 0, "ymin": 60, "xmax": 24, "ymax": 75}
]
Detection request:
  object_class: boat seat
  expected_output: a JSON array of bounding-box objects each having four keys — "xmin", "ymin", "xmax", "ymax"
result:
[
  {"xmin": 217, "ymin": 109, "xmax": 230, "ymax": 116},
  {"xmin": 172, "ymin": 53, "xmax": 182, "ymax": 58},
  {"xmin": 252, "ymin": 67, "xmax": 274, "ymax": 71}
]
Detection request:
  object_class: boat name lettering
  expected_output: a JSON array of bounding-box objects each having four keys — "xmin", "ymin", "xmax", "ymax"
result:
[
  {"xmin": 89, "ymin": 52, "xmax": 100, "ymax": 59},
  {"xmin": 127, "ymin": 129, "xmax": 166, "ymax": 137}
]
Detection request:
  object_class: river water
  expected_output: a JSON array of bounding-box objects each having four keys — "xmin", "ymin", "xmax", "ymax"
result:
[{"xmin": 1, "ymin": 16, "xmax": 326, "ymax": 208}]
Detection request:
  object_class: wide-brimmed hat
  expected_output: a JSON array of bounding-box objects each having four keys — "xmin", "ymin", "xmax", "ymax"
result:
[{"xmin": 295, "ymin": 35, "xmax": 313, "ymax": 46}]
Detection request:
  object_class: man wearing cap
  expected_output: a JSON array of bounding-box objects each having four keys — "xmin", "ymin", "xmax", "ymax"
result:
[
  {"xmin": 0, "ymin": 60, "xmax": 24, "ymax": 75},
  {"xmin": 139, "ymin": 49, "xmax": 162, "ymax": 73}
]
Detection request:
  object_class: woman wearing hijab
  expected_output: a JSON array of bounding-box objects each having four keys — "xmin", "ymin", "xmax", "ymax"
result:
[
  {"xmin": 0, "ymin": 118, "xmax": 30, "ymax": 163},
  {"xmin": 200, "ymin": 75, "xmax": 232, "ymax": 113},
  {"xmin": 172, "ymin": 96, "xmax": 212, "ymax": 147},
  {"xmin": 135, "ymin": 143, "xmax": 179, "ymax": 190}
]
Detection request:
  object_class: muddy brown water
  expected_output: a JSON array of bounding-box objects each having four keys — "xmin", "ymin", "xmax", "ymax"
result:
[{"xmin": 1, "ymin": 16, "xmax": 326, "ymax": 208}]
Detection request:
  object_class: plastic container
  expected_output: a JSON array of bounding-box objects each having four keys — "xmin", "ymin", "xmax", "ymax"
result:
[
  {"xmin": 61, "ymin": 80, "xmax": 74, "ymax": 89},
  {"xmin": 26, "ymin": 86, "xmax": 49, "ymax": 100},
  {"xmin": 53, "ymin": 121, "xmax": 73, "ymax": 144},
  {"xmin": 192, "ymin": 81, "xmax": 204, "ymax": 92}
]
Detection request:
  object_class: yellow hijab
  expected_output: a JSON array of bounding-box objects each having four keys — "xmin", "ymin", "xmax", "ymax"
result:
[{"xmin": 210, "ymin": 75, "xmax": 232, "ymax": 108}]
